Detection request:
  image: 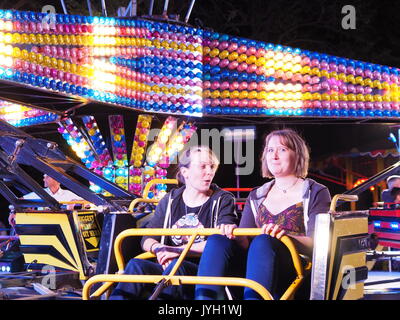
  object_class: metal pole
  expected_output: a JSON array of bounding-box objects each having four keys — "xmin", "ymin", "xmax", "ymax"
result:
[
  {"xmin": 163, "ymin": 0, "xmax": 169, "ymax": 16},
  {"xmin": 60, "ymin": 0, "xmax": 68, "ymax": 14},
  {"xmin": 87, "ymin": 0, "xmax": 93, "ymax": 16},
  {"xmin": 101, "ymin": 0, "xmax": 108, "ymax": 16},
  {"xmin": 235, "ymin": 142, "xmax": 240, "ymax": 200},
  {"xmin": 184, "ymin": 0, "xmax": 197, "ymax": 23},
  {"xmin": 149, "ymin": 0, "xmax": 154, "ymax": 15},
  {"xmin": 132, "ymin": 0, "xmax": 137, "ymax": 16}
]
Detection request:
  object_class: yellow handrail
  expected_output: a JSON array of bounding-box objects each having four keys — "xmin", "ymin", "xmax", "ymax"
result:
[
  {"xmin": 128, "ymin": 198, "xmax": 160, "ymax": 213},
  {"xmin": 113, "ymin": 228, "xmax": 304, "ymax": 278},
  {"xmin": 83, "ymin": 274, "xmax": 274, "ymax": 300},
  {"xmin": 142, "ymin": 178, "xmax": 178, "ymax": 198},
  {"xmin": 82, "ymin": 228, "xmax": 307, "ymax": 300},
  {"xmin": 329, "ymin": 194, "xmax": 358, "ymax": 212}
]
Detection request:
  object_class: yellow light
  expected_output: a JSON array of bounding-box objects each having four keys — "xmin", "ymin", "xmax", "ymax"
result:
[
  {"xmin": 3, "ymin": 33, "xmax": 12, "ymax": 43},
  {"xmin": 4, "ymin": 44, "xmax": 12, "ymax": 55},
  {"xmin": 291, "ymin": 64, "xmax": 302, "ymax": 73},
  {"xmin": 293, "ymin": 84, "xmax": 302, "ymax": 92},
  {"xmin": 92, "ymin": 70, "xmax": 116, "ymax": 83},
  {"xmin": 3, "ymin": 104, "xmax": 23, "ymax": 113},
  {"xmin": 293, "ymin": 56, "xmax": 302, "ymax": 64},
  {"xmin": 4, "ymin": 21, "xmax": 12, "ymax": 32},
  {"xmin": 2, "ymin": 56, "xmax": 13, "ymax": 67},
  {"xmin": 275, "ymin": 60, "xmax": 284, "ymax": 69},
  {"xmin": 275, "ymin": 52, "xmax": 284, "ymax": 60},
  {"xmin": 283, "ymin": 53, "xmax": 293, "ymax": 62},
  {"xmin": 282, "ymin": 62, "xmax": 292, "ymax": 71}
]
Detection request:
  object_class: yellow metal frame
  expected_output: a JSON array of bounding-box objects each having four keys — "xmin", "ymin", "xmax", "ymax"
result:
[
  {"xmin": 142, "ymin": 178, "xmax": 178, "ymax": 199},
  {"xmin": 127, "ymin": 178, "xmax": 179, "ymax": 213},
  {"xmin": 128, "ymin": 198, "xmax": 160, "ymax": 213},
  {"xmin": 329, "ymin": 194, "xmax": 358, "ymax": 212},
  {"xmin": 82, "ymin": 228, "xmax": 309, "ymax": 300}
]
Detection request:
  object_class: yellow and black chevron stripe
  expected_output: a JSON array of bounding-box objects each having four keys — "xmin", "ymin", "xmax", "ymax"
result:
[{"xmin": 15, "ymin": 212, "xmax": 91, "ymax": 280}]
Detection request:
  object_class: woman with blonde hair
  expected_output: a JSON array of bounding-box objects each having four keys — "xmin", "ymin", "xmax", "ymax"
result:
[
  {"xmin": 195, "ymin": 129, "xmax": 331, "ymax": 300},
  {"xmin": 110, "ymin": 145, "xmax": 238, "ymax": 300}
]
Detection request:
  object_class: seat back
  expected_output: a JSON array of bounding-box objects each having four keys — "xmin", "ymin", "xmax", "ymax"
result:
[{"xmin": 310, "ymin": 194, "xmax": 370, "ymax": 300}]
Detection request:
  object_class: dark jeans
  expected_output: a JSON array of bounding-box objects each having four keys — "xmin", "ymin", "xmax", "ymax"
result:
[
  {"xmin": 195, "ymin": 234, "xmax": 297, "ymax": 300},
  {"xmin": 245, "ymin": 234, "xmax": 297, "ymax": 300},
  {"xmin": 195, "ymin": 234, "xmax": 247, "ymax": 300},
  {"xmin": 109, "ymin": 258, "xmax": 198, "ymax": 300}
]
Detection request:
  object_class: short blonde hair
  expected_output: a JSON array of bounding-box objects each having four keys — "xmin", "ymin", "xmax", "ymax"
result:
[
  {"xmin": 176, "ymin": 146, "xmax": 220, "ymax": 184},
  {"xmin": 261, "ymin": 129, "xmax": 310, "ymax": 179}
]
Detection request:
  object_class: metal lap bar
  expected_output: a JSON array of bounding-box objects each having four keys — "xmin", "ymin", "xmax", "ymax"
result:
[
  {"xmin": 128, "ymin": 198, "xmax": 159, "ymax": 213},
  {"xmin": 83, "ymin": 275, "xmax": 274, "ymax": 300},
  {"xmin": 82, "ymin": 228, "xmax": 307, "ymax": 300}
]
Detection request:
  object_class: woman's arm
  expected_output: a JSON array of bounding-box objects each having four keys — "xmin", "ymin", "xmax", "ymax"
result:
[
  {"xmin": 144, "ymin": 238, "xmax": 207, "ymax": 269},
  {"xmin": 235, "ymin": 196, "xmax": 257, "ymax": 249},
  {"xmin": 140, "ymin": 194, "xmax": 170, "ymax": 249},
  {"xmin": 287, "ymin": 235, "xmax": 313, "ymax": 257}
]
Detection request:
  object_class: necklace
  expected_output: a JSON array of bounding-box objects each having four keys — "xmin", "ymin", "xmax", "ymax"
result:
[
  {"xmin": 274, "ymin": 178, "xmax": 299, "ymax": 194},
  {"xmin": 185, "ymin": 201, "xmax": 205, "ymax": 216}
]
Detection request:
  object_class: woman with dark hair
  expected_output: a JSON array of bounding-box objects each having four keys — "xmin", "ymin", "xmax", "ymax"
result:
[
  {"xmin": 109, "ymin": 145, "xmax": 238, "ymax": 300},
  {"xmin": 195, "ymin": 129, "xmax": 331, "ymax": 300}
]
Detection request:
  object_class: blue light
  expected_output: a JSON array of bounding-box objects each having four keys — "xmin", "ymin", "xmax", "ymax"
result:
[
  {"xmin": 103, "ymin": 168, "xmax": 114, "ymax": 178},
  {"xmin": 90, "ymin": 184, "xmax": 102, "ymax": 193},
  {"xmin": 391, "ymin": 223, "xmax": 399, "ymax": 229},
  {"xmin": 374, "ymin": 221, "xmax": 381, "ymax": 228},
  {"xmin": 5, "ymin": 10, "xmax": 12, "ymax": 19},
  {"xmin": 389, "ymin": 133, "xmax": 397, "ymax": 143}
]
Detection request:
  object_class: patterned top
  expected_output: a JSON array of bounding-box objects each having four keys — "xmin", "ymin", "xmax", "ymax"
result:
[{"xmin": 256, "ymin": 202, "xmax": 306, "ymax": 236}]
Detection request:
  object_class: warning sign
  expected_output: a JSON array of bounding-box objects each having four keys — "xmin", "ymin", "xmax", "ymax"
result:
[{"xmin": 77, "ymin": 212, "xmax": 101, "ymax": 252}]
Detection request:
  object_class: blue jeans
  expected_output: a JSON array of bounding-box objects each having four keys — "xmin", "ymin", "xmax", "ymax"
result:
[
  {"xmin": 195, "ymin": 234, "xmax": 247, "ymax": 300},
  {"xmin": 245, "ymin": 234, "xmax": 296, "ymax": 300},
  {"xmin": 109, "ymin": 258, "xmax": 198, "ymax": 300},
  {"xmin": 195, "ymin": 234, "xmax": 297, "ymax": 300}
]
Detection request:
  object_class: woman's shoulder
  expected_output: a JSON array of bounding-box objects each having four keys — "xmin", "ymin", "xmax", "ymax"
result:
[
  {"xmin": 209, "ymin": 184, "xmax": 235, "ymax": 199},
  {"xmin": 305, "ymin": 178, "xmax": 329, "ymax": 191},
  {"xmin": 247, "ymin": 180, "xmax": 274, "ymax": 200},
  {"xmin": 304, "ymin": 178, "xmax": 331, "ymax": 200}
]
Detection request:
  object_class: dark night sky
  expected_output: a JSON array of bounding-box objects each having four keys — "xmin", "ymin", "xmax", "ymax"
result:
[{"xmin": 1, "ymin": 0, "xmax": 400, "ymax": 225}]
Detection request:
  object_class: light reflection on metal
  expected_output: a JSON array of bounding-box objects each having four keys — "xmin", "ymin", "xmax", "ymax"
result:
[
  {"xmin": 184, "ymin": 0, "xmax": 197, "ymax": 23},
  {"xmin": 149, "ymin": 0, "xmax": 154, "ymax": 15},
  {"xmin": 87, "ymin": 0, "xmax": 93, "ymax": 15},
  {"xmin": 163, "ymin": 0, "xmax": 169, "ymax": 17},
  {"xmin": 60, "ymin": 0, "xmax": 68, "ymax": 14},
  {"xmin": 101, "ymin": 0, "xmax": 108, "ymax": 16}
]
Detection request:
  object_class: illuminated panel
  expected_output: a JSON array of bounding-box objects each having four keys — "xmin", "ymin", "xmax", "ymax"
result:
[
  {"xmin": 0, "ymin": 100, "xmax": 58, "ymax": 126},
  {"xmin": 0, "ymin": 9, "xmax": 398, "ymax": 119},
  {"xmin": 369, "ymin": 208, "xmax": 400, "ymax": 249},
  {"xmin": 203, "ymin": 32, "xmax": 400, "ymax": 118},
  {"xmin": 129, "ymin": 114, "xmax": 153, "ymax": 195},
  {"xmin": 58, "ymin": 118, "xmax": 97, "ymax": 170},
  {"xmin": 57, "ymin": 115, "xmax": 196, "ymax": 198}
]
